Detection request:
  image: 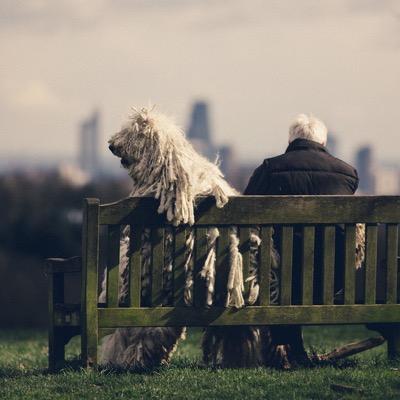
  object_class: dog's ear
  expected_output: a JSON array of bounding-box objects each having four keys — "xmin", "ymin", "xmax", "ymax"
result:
[{"xmin": 154, "ymin": 143, "xmax": 195, "ymax": 226}]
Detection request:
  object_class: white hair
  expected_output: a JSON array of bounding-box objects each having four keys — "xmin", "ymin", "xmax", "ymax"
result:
[{"xmin": 288, "ymin": 114, "xmax": 328, "ymax": 146}]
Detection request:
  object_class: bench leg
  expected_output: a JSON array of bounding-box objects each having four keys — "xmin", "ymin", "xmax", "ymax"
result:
[
  {"xmin": 49, "ymin": 327, "xmax": 65, "ymax": 371},
  {"xmin": 386, "ymin": 326, "xmax": 400, "ymax": 360},
  {"xmin": 81, "ymin": 329, "xmax": 98, "ymax": 368},
  {"xmin": 367, "ymin": 323, "xmax": 400, "ymax": 360},
  {"xmin": 48, "ymin": 270, "xmax": 65, "ymax": 371}
]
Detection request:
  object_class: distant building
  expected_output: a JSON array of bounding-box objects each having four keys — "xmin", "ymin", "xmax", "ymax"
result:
[
  {"xmin": 374, "ymin": 165, "xmax": 400, "ymax": 195},
  {"xmin": 187, "ymin": 101, "xmax": 215, "ymax": 160},
  {"xmin": 327, "ymin": 133, "xmax": 338, "ymax": 156},
  {"xmin": 79, "ymin": 110, "xmax": 100, "ymax": 180},
  {"xmin": 186, "ymin": 101, "xmax": 243, "ymax": 188},
  {"xmin": 356, "ymin": 146, "xmax": 375, "ymax": 194}
]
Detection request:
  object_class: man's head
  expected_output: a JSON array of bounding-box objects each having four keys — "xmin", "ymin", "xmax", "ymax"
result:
[{"xmin": 288, "ymin": 114, "xmax": 327, "ymax": 146}]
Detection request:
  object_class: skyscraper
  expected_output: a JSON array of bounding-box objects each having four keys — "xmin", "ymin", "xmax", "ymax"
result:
[
  {"xmin": 187, "ymin": 101, "xmax": 215, "ymax": 160},
  {"xmin": 327, "ymin": 133, "xmax": 338, "ymax": 156},
  {"xmin": 356, "ymin": 146, "xmax": 375, "ymax": 194},
  {"xmin": 79, "ymin": 110, "xmax": 100, "ymax": 179}
]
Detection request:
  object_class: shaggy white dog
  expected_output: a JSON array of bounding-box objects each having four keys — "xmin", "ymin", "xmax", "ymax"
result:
[{"xmin": 100, "ymin": 107, "xmax": 270, "ymax": 369}]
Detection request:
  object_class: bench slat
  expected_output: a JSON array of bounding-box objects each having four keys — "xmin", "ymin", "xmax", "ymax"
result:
[
  {"xmin": 99, "ymin": 196, "xmax": 400, "ymax": 225},
  {"xmin": 386, "ymin": 224, "xmax": 399, "ymax": 304},
  {"xmin": 259, "ymin": 226, "xmax": 273, "ymax": 306},
  {"xmin": 280, "ymin": 226, "xmax": 293, "ymax": 305},
  {"xmin": 194, "ymin": 228, "xmax": 207, "ymax": 307},
  {"xmin": 302, "ymin": 226, "xmax": 315, "ymax": 305},
  {"xmin": 151, "ymin": 228, "xmax": 164, "ymax": 306},
  {"xmin": 129, "ymin": 226, "xmax": 142, "ymax": 307},
  {"xmin": 322, "ymin": 225, "xmax": 335, "ymax": 305},
  {"xmin": 365, "ymin": 224, "xmax": 378, "ymax": 304},
  {"xmin": 174, "ymin": 227, "xmax": 186, "ymax": 306},
  {"xmin": 98, "ymin": 304, "xmax": 400, "ymax": 328},
  {"xmin": 106, "ymin": 225, "xmax": 120, "ymax": 308},
  {"xmin": 239, "ymin": 227, "xmax": 251, "ymax": 299},
  {"xmin": 344, "ymin": 224, "xmax": 356, "ymax": 305},
  {"xmin": 215, "ymin": 227, "xmax": 230, "ymax": 306}
]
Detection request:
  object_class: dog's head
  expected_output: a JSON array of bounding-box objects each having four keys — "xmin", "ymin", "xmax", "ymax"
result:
[{"xmin": 108, "ymin": 107, "xmax": 195, "ymax": 225}]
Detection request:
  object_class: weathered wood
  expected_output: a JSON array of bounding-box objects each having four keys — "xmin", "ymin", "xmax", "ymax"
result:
[
  {"xmin": 194, "ymin": 228, "xmax": 207, "ymax": 307},
  {"xmin": 106, "ymin": 225, "xmax": 120, "ymax": 308},
  {"xmin": 99, "ymin": 196, "xmax": 400, "ymax": 226},
  {"xmin": 322, "ymin": 226, "xmax": 335, "ymax": 305},
  {"xmin": 386, "ymin": 324, "xmax": 400, "ymax": 359},
  {"xmin": 280, "ymin": 226, "xmax": 293, "ymax": 305},
  {"xmin": 365, "ymin": 224, "xmax": 378, "ymax": 304},
  {"xmin": 316, "ymin": 336, "xmax": 385, "ymax": 361},
  {"xmin": 98, "ymin": 304, "xmax": 400, "ymax": 328},
  {"xmin": 344, "ymin": 224, "xmax": 356, "ymax": 305},
  {"xmin": 151, "ymin": 228, "xmax": 164, "ymax": 306},
  {"xmin": 81, "ymin": 198, "xmax": 99, "ymax": 367},
  {"xmin": 215, "ymin": 228, "xmax": 230, "ymax": 306},
  {"xmin": 174, "ymin": 227, "xmax": 186, "ymax": 306},
  {"xmin": 48, "ymin": 267, "xmax": 65, "ymax": 370},
  {"xmin": 239, "ymin": 227, "xmax": 251, "ymax": 298},
  {"xmin": 386, "ymin": 224, "xmax": 398, "ymax": 304},
  {"xmin": 302, "ymin": 226, "xmax": 315, "ymax": 305},
  {"xmin": 129, "ymin": 226, "xmax": 142, "ymax": 307},
  {"xmin": 45, "ymin": 257, "xmax": 81, "ymax": 274},
  {"xmin": 259, "ymin": 226, "xmax": 273, "ymax": 306}
]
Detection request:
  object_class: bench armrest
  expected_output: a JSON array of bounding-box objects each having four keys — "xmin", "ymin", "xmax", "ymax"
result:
[{"xmin": 44, "ymin": 256, "xmax": 82, "ymax": 275}]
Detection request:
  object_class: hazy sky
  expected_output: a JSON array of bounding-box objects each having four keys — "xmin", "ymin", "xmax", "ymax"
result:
[{"xmin": 1, "ymin": 0, "xmax": 400, "ymax": 166}]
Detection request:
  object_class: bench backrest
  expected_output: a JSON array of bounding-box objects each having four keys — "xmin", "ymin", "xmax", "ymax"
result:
[{"xmin": 81, "ymin": 196, "xmax": 400, "ymax": 331}]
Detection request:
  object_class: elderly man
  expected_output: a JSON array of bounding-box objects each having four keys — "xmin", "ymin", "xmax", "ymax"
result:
[{"xmin": 244, "ymin": 114, "xmax": 359, "ymax": 367}]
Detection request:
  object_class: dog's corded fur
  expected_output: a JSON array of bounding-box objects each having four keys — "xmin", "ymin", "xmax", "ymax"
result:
[{"xmin": 100, "ymin": 107, "xmax": 268, "ymax": 369}]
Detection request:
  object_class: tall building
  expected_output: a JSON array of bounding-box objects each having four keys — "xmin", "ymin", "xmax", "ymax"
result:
[
  {"xmin": 79, "ymin": 110, "xmax": 100, "ymax": 179},
  {"xmin": 187, "ymin": 101, "xmax": 215, "ymax": 160},
  {"xmin": 327, "ymin": 133, "xmax": 338, "ymax": 156},
  {"xmin": 356, "ymin": 146, "xmax": 375, "ymax": 194}
]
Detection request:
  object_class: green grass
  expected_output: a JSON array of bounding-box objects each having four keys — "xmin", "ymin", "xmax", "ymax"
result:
[{"xmin": 0, "ymin": 326, "xmax": 399, "ymax": 399}]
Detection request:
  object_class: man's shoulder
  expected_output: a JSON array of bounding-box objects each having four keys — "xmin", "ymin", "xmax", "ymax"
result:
[
  {"xmin": 265, "ymin": 150, "xmax": 358, "ymax": 178},
  {"xmin": 324, "ymin": 153, "xmax": 358, "ymax": 178}
]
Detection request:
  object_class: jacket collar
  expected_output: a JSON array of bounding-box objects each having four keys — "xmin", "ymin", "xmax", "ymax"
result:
[{"xmin": 285, "ymin": 138, "xmax": 328, "ymax": 153}]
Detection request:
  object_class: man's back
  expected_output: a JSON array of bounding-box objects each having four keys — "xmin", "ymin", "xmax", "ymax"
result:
[{"xmin": 244, "ymin": 138, "xmax": 358, "ymax": 196}]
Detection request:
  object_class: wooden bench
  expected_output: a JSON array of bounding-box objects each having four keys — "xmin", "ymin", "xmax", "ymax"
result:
[{"xmin": 45, "ymin": 195, "xmax": 400, "ymax": 370}]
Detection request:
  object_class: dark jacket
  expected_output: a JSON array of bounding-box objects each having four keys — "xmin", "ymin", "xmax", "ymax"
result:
[
  {"xmin": 244, "ymin": 138, "xmax": 359, "ymax": 304},
  {"xmin": 244, "ymin": 138, "xmax": 359, "ymax": 195}
]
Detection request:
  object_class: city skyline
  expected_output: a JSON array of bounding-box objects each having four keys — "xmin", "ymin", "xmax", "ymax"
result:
[{"xmin": 1, "ymin": 1, "xmax": 400, "ymax": 166}]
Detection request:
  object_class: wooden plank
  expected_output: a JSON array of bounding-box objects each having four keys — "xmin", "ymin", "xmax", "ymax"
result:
[
  {"xmin": 98, "ymin": 304, "xmax": 400, "ymax": 328},
  {"xmin": 81, "ymin": 198, "xmax": 99, "ymax": 367},
  {"xmin": 215, "ymin": 227, "xmax": 230, "ymax": 306},
  {"xmin": 151, "ymin": 228, "xmax": 164, "ymax": 306},
  {"xmin": 365, "ymin": 224, "xmax": 378, "ymax": 304},
  {"xmin": 194, "ymin": 227, "xmax": 208, "ymax": 307},
  {"xmin": 48, "ymin": 270, "xmax": 65, "ymax": 370},
  {"xmin": 344, "ymin": 224, "xmax": 356, "ymax": 305},
  {"xmin": 106, "ymin": 225, "xmax": 120, "ymax": 308},
  {"xmin": 129, "ymin": 226, "xmax": 142, "ymax": 308},
  {"xmin": 322, "ymin": 226, "xmax": 335, "ymax": 305},
  {"xmin": 386, "ymin": 224, "xmax": 399, "ymax": 304},
  {"xmin": 259, "ymin": 226, "xmax": 273, "ymax": 306},
  {"xmin": 239, "ymin": 227, "xmax": 251, "ymax": 298},
  {"xmin": 174, "ymin": 227, "xmax": 186, "ymax": 306},
  {"xmin": 45, "ymin": 257, "xmax": 81, "ymax": 274},
  {"xmin": 280, "ymin": 226, "xmax": 293, "ymax": 305},
  {"xmin": 302, "ymin": 226, "xmax": 315, "ymax": 305},
  {"xmin": 99, "ymin": 196, "xmax": 400, "ymax": 226}
]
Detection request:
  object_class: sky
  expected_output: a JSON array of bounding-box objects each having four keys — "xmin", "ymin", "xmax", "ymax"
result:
[{"xmin": 1, "ymin": 0, "xmax": 400, "ymax": 167}]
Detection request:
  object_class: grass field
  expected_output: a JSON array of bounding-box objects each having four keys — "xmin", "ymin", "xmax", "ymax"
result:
[{"xmin": 0, "ymin": 326, "xmax": 399, "ymax": 399}]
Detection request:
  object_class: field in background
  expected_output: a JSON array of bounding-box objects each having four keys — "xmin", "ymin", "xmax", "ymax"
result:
[{"xmin": 0, "ymin": 326, "xmax": 399, "ymax": 399}]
